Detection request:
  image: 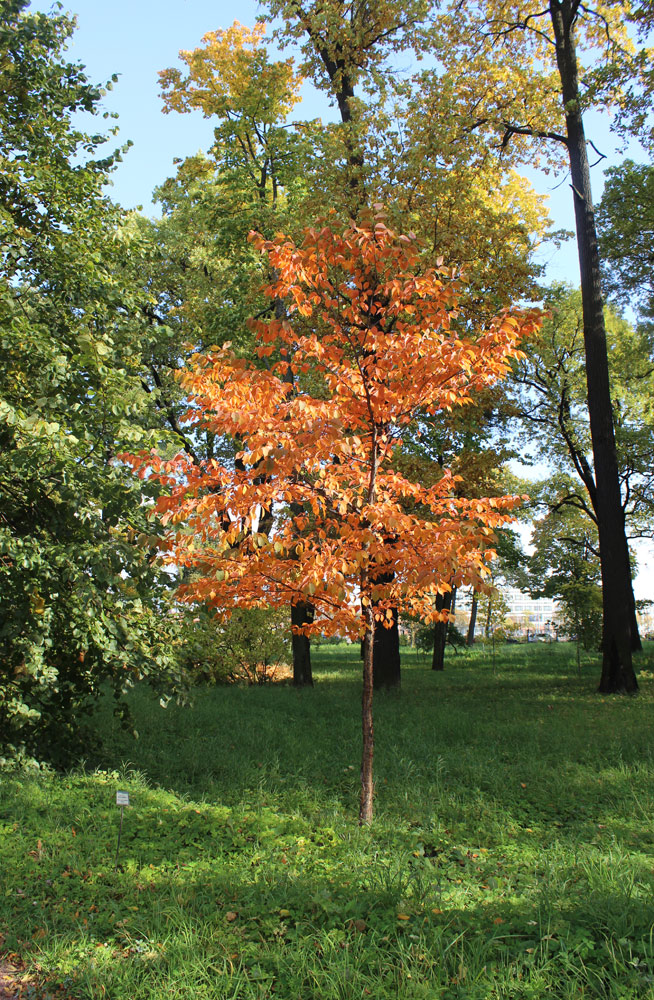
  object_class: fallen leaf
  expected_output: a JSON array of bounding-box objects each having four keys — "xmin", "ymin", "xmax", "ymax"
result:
[{"xmin": 226, "ymin": 911, "xmax": 238, "ymax": 922}]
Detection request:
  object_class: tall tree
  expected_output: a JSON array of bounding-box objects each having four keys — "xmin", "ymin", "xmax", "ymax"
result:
[
  {"xmin": 528, "ymin": 490, "xmax": 603, "ymax": 667},
  {"xmin": 158, "ymin": 24, "xmax": 321, "ymax": 685},
  {"xmin": 0, "ymin": 1, "xmax": 187, "ymax": 759},
  {"xmin": 510, "ymin": 285, "xmax": 654, "ymax": 647},
  {"xmin": 262, "ymin": 0, "xmax": 550, "ymax": 687},
  {"xmin": 262, "ymin": 1, "xmax": 433, "ymax": 686},
  {"xmin": 126, "ymin": 218, "xmax": 538, "ymax": 822},
  {"xmin": 263, "ymin": 0, "xmax": 431, "ymax": 209},
  {"xmin": 426, "ymin": 0, "xmax": 654, "ymax": 692}
]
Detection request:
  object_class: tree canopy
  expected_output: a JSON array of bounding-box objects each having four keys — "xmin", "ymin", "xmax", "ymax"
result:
[{"xmin": 125, "ymin": 217, "xmax": 539, "ymax": 819}]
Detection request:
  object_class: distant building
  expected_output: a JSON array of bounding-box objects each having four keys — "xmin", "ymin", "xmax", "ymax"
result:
[
  {"xmin": 453, "ymin": 586, "xmax": 558, "ymax": 639},
  {"xmin": 504, "ymin": 587, "xmax": 558, "ymax": 635}
]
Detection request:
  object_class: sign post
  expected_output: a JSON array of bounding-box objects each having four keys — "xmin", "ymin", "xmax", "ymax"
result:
[{"xmin": 114, "ymin": 790, "xmax": 129, "ymax": 871}]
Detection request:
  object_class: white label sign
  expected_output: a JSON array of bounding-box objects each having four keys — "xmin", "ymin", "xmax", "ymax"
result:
[{"xmin": 116, "ymin": 791, "xmax": 129, "ymax": 807}]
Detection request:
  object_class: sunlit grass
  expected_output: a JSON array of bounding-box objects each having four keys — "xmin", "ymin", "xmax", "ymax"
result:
[{"xmin": 2, "ymin": 642, "xmax": 653, "ymax": 998}]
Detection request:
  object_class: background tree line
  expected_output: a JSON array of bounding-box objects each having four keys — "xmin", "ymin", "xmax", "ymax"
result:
[{"xmin": 1, "ymin": 0, "xmax": 653, "ymax": 764}]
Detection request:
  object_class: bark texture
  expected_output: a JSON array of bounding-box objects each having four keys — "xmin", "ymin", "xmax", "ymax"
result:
[
  {"xmin": 371, "ymin": 571, "xmax": 401, "ymax": 688},
  {"xmin": 291, "ymin": 601, "xmax": 314, "ymax": 687},
  {"xmin": 550, "ymin": 0, "xmax": 637, "ymax": 692},
  {"xmin": 466, "ymin": 592, "xmax": 478, "ymax": 646},
  {"xmin": 359, "ymin": 609, "xmax": 375, "ymax": 825},
  {"xmin": 432, "ymin": 589, "xmax": 454, "ymax": 671}
]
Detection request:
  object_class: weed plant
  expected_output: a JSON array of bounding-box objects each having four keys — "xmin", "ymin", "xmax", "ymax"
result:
[{"xmin": 1, "ymin": 642, "xmax": 654, "ymax": 998}]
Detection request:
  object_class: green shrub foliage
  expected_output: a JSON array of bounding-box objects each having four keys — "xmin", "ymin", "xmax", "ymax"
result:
[{"xmin": 0, "ymin": 1, "xmax": 188, "ymax": 761}]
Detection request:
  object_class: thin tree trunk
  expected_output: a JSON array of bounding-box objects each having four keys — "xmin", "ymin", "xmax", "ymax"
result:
[
  {"xmin": 550, "ymin": 0, "xmax": 637, "ymax": 693},
  {"xmin": 484, "ymin": 594, "xmax": 493, "ymax": 640},
  {"xmin": 467, "ymin": 591, "xmax": 478, "ymax": 646},
  {"xmin": 359, "ymin": 608, "xmax": 375, "ymax": 825},
  {"xmin": 291, "ymin": 601, "xmax": 314, "ymax": 687},
  {"xmin": 450, "ymin": 585, "xmax": 458, "ymax": 623}
]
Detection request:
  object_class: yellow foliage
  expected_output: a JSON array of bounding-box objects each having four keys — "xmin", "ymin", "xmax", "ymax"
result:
[{"xmin": 159, "ymin": 21, "xmax": 303, "ymax": 123}]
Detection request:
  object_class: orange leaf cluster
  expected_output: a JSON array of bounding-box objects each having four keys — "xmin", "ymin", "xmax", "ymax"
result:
[{"xmin": 124, "ymin": 219, "xmax": 540, "ymax": 638}]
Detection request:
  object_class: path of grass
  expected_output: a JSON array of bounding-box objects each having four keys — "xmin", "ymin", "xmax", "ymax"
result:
[{"xmin": 1, "ymin": 642, "xmax": 653, "ymax": 998}]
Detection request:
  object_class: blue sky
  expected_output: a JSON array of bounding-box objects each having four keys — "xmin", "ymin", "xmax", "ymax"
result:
[
  {"xmin": 31, "ymin": 0, "xmax": 332, "ymax": 211},
  {"xmin": 31, "ymin": 1, "xmax": 629, "ymax": 253},
  {"xmin": 31, "ymin": 0, "xmax": 641, "ymax": 283},
  {"xmin": 28, "ymin": 0, "xmax": 654, "ymax": 597}
]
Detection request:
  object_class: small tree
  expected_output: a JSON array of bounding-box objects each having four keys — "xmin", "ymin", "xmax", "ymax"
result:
[
  {"xmin": 529, "ymin": 503, "xmax": 603, "ymax": 672},
  {"xmin": 128, "ymin": 218, "xmax": 538, "ymax": 822}
]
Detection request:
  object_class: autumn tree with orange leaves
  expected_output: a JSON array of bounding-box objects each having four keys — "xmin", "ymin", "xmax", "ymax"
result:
[{"xmin": 127, "ymin": 218, "xmax": 540, "ymax": 824}]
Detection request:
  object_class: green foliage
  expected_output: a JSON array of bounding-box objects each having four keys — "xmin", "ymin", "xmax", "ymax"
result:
[
  {"xmin": 557, "ymin": 572, "xmax": 603, "ymax": 652},
  {"xmin": 512, "ymin": 285, "xmax": 654, "ymax": 538},
  {"xmin": 529, "ymin": 502, "xmax": 603, "ymax": 653},
  {"xmin": 598, "ymin": 159, "xmax": 654, "ymax": 321},
  {"xmin": 0, "ymin": 2, "xmax": 189, "ymax": 762},
  {"xmin": 141, "ymin": 28, "xmax": 319, "ymax": 468},
  {"xmin": 415, "ymin": 621, "xmax": 466, "ymax": 651},
  {"xmin": 186, "ymin": 607, "xmax": 291, "ymax": 685},
  {"xmin": 1, "ymin": 645, "xmax": 654, "ymax": 998},
  {"xmin": 476, "ymin": 589, "xmax": 512, "ymax": 642}
]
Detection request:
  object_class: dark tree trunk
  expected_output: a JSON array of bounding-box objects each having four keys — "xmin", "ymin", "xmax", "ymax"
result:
[
  {"xmin": 467, "ymin": 591, "xmax": 478, "ymax": 646},
  {"xmin": 432, "ymin": 589, "xmax": 453, "ymax": 671},
  {"xmin": 291, "ymin": 601, "xmax": 314, "ymax": 687},
  {"xmin": 360, "ymin": 571, "xmax": 400, "ymax": 688},
  {"xmin": 550, "ymin": 0, "xmax": 637, "ymax": 693},
  {"xmin": 372, "ymin": 607, "xmax": 401, "ymax": 689},
  {"xmin": 359, "ymin": 608, "xmax": 375, "ymax": 825},
  {"xmin": 305, "ymin": 34, "xmax": 365, "ymax": 213}
]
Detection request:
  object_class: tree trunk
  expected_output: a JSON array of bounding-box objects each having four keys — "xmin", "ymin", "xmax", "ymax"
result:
[
  {"xmin": 291, "ymin": 601, "xmax": 313, "ymax": 687},
  {"xmin": 450, "ymin": 586, "xmax": 458, "ymax": 622},
  {"xmin": 371, "ymin": 570, "xmax": 401, "ymax": 688},
  {"xmin": 550, "ymin": 0, "xmax": 637, "ymax": 693},
  {"xmin": 373, "ymin": 615, "xmax": 401, "ymax": 688},
  {"xmin": 432, "ymin": 589, "xmax": 453, "ymax": 671},
  {"xmin": 484, "ymin": 594, "xmax": 493, "ymax": 640},
  {"xmin": 361, "ymin": 570, "xmax": 402, "ymax": 687},
  {"xmin": 467, "ymin": 591, "xmax": 478, "ymax": 646},
  {"xmin": 359, "ymin": 607, "xmax": 375, "ymax": 825}
]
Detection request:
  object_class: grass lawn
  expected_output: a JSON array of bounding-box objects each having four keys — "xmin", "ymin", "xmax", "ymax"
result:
[{"xmin": 1, "ymin": 641, "xmax": 654, "ymax": 998}]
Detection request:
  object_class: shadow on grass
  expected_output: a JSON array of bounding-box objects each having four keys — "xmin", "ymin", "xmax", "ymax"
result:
[
  {"xmin": 89, "ymin": 647, "xmax": 654, "ymax": 830},
  {"xmin": 4, "ymin": 808, "xmax": 653, "ymax": 1000},
  {"xmin": 3, "ymin": 635, "xmax": 654, "ymax": 1000}
]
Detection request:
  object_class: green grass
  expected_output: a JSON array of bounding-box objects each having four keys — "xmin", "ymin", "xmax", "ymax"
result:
[{"xmin": 2, "ymin": 642, "xmax": 654, "ymax": 998}]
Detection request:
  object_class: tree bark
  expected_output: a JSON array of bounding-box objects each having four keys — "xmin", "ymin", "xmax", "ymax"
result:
[
  {"xmin": 484, "ymin": 594, "xmax": 493, "ymax": 640},
  {"xmin": 467, "ymin": 591, "xmax": 478, "ymax": 646},
  {"xmin": 553, "ymin": 361, "xmax": 642, "ymax": 654},
  {"xmin": 370, "ymin": 571, "xmax": 401, "ymax": 688},
  {"xmin": 450, "ymin": 585, "xmax": 458, "ymax": 622},
  {"xmin": 432, "ymin": 589, "xmax": 453, "ymax": 670},
  {"xmin": 372, "ymin": 614, "xmax": 401, "ymax": 688},
  {"xmin": 291, "ymin": 601, "xmax": 314, "ymax": 687},
  {"xmin": 359, "ymin": 606, "xmax": 375, "ymax": 825},
  {"xmin": 550, "ymin": 0, "xmax": 637, "ymax": 692}
]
